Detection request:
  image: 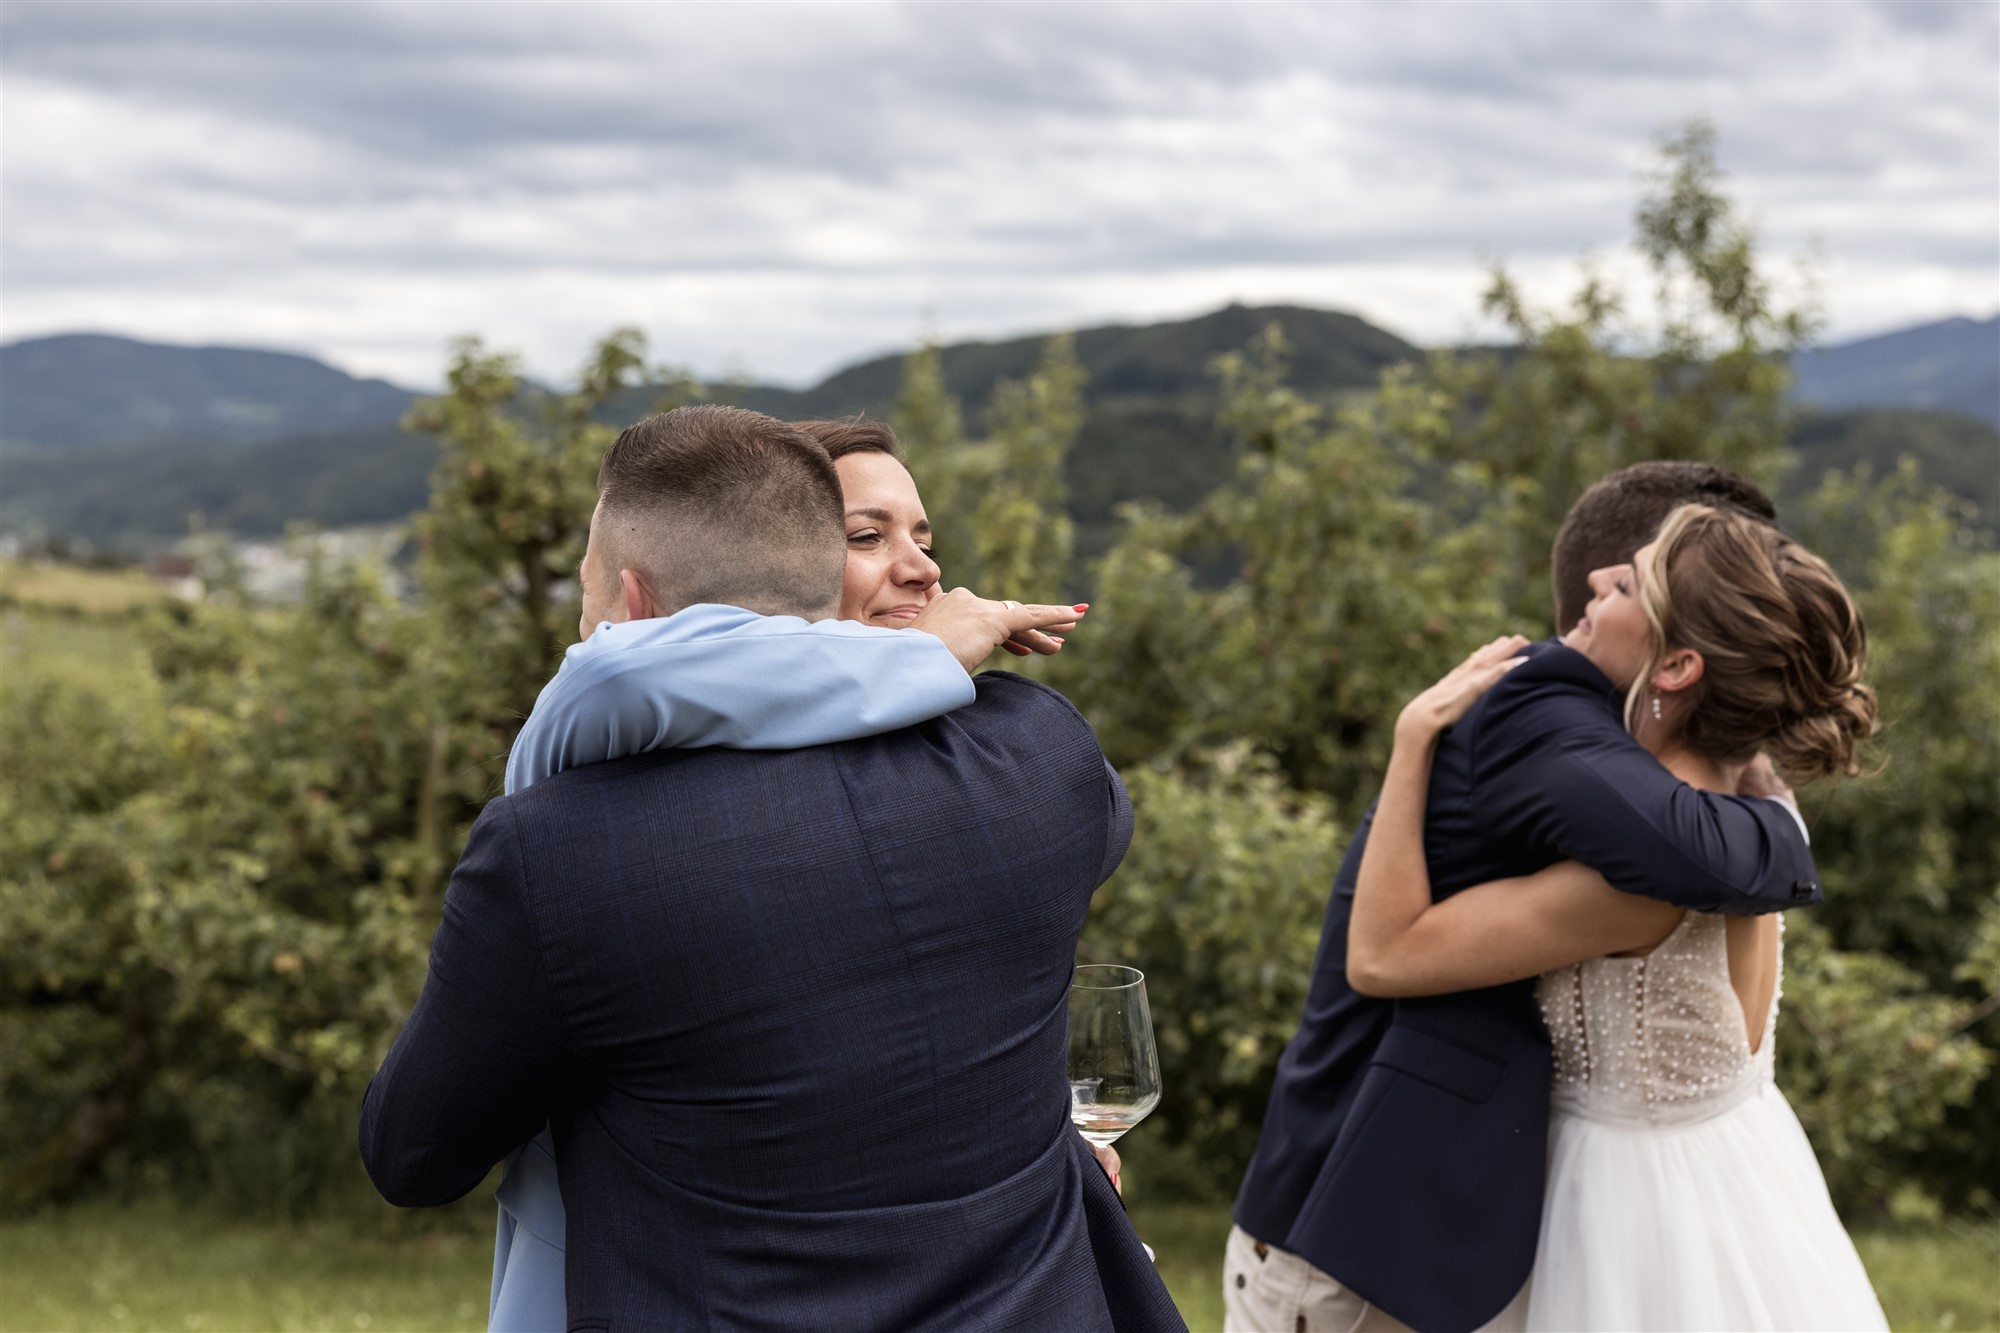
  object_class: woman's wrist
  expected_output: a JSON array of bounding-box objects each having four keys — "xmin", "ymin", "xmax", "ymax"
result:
[{"xmin": 1393, "ymin": 706, "xmax": 1447, "ymax": 750}]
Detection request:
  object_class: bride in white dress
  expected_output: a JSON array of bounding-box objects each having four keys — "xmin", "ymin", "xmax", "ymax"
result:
[{"xmin": 1346, "ymin": 502, "xmax": 1888, "ymax": 1331}]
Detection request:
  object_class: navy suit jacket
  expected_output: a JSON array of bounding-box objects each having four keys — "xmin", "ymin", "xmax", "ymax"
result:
[
  {"xmin": 1233, "ymin": 641, "xmax": 1821, "ymax": 1333},
  {"xmin": 361, "ymin": 673, "xmax": 1185, "ymax": 1333}
]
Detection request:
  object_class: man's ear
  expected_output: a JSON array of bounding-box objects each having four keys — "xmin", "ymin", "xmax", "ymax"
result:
[
  {"xmin": 619, "ymin": 568, "xmax": 664, "ymax": 622},
  {"xmin": 1653, "ymin": 647, "xmax": 1705, "ymax": 697}
]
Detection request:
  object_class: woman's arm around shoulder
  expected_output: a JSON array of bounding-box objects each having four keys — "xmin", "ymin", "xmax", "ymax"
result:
[
  {"xmin": 1345, "ymin": 636, "xmax": 1682, "ymax": 998},
  {"xmin": 506, "ymin": 606, "xmax": 973, "ymax": 793}
]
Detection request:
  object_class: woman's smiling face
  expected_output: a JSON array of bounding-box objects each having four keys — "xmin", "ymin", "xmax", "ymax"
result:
[
  {"xmin": 834, "ymin": 450, "xmax": 940, "ymax": 626},
  {"xmin": 1565, "ymin": 539, "xmax": 1658, "ymax": 690}
]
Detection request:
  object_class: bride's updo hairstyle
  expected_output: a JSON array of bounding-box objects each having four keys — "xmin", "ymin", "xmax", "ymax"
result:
[{"xmin": 1632, "ymin": 504, "xmax": 1877, "ymax": 784}]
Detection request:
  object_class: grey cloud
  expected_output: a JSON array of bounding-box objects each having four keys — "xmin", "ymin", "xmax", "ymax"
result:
[
  {"xmin": 1, "ymin": 0, "xmax": 1990, "ymax": 383},
  {"xmin": 1863, "ymin": 0, "xmax": 1997, "ymax": 35},
  {"xmin": 6, "ymin": 2, "xmax": 1950, "ymax": 184}
]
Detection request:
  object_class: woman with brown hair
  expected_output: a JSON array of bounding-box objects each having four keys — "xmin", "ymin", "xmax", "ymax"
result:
[{"xmin": 1346, "ymin": 503, "xmax": 1886, "ymax": 1330}]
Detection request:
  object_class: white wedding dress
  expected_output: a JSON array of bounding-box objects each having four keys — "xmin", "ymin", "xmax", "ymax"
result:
[{"xmin": 1488, "ymin": 913, "xmax": 1888, "ymax": 1331}]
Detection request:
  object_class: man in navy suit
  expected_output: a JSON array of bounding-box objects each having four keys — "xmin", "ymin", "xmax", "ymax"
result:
[
  {"xmin": 360, "ymin": 406, "xmax": 1183, "ymax": 1332},
  {"xmin": 1227, "ymin": 464, "xmax": 1820, "ymax": 1333}
]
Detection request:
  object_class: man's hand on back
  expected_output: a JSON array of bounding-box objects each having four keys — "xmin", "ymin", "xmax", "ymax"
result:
[
  {"xmin": 1736, "ymin": 752, "xmax": 1793, "ymax": 802},
  {"xmin": 909, "ymin": 588, "xmax": 1085, "ymax": 673},
  {"xmin": 1738, "ymin": 751, "xmax": 1808, "ymax": 834}
]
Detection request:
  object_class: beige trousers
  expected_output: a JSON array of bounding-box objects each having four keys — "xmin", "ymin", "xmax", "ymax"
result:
[{"xmin": 1221, "ymin": 1225, "xmax": 1416, "ymax": 1333}]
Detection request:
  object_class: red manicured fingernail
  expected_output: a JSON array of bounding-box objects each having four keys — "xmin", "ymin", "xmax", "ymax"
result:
[{"xmin": 1073, "ymin": 604, "xmax": 1089, "ymax": 612}]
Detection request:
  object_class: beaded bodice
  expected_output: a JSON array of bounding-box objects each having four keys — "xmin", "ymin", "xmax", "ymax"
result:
[{"xmin": 1537, "ymin": 912, "xmax": 1779, "ymax": 1126}]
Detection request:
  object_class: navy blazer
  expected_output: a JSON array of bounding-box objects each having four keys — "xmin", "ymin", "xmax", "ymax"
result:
[
  {"xmin": 1233, "ymin": 641, "xmax": 1821, "ymax": 1333},
  {"xmin": 361, "ymin": 673, "xmax": 1185, "ymax": 1333}
]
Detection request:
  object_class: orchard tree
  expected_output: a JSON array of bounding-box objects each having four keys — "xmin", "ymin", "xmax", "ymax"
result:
[
  {"xmin": 892, "ymin": 341, "xmax": 972, "ymax": 580},
  {"xmin": 0, "ymin": 330, "xmax": 699, "ymax": 1208},
  {"xmin": 410, "ymin": 329, "xmax": 697, "ymax": 721},
  {"xmin": 1435, "ymin": 120, "xmax": 1816, "ymax": 627},
  {"xmin": 969, "ymin": 334, "xmax": 1083, "ymax": 604},
  {"xmin": 894, "ymin": 335, "xmax": 1084, "ymax": 609},
  {"xmin": 1785, "ymin": 463, "xmax": 2000, "ymax": 1212}
]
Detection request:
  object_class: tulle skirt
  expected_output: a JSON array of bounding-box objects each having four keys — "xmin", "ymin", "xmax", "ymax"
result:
[{"xmin": 1487, "ymin": 1080, "xmax": 1887, "ymax": 1332}]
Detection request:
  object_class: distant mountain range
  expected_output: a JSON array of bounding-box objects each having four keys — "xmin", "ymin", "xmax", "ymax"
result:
[
  {"xmin": 1792, "ymin": 316, "xmax": 1998, "ymax": 426},
  {"xmin": 0, "ymin": 306, "xmax": 1420, "ymax": 551},
  {"xmin": 720, "ymin": 303, "xmax": 1420, "ymax": 425},
  {"xmin": 2, "ymin": 308, "xmax": 1993, "ymax": 552},
  {"xmin": 0, "ymin": 333, "xmax": 416, "ymax": 450}
]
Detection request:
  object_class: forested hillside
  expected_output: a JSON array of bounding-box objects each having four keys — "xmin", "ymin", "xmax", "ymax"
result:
[
  {"xmin": 0, "ymin": 334, "xmax": 414, "ymax": 448},
  {"xmin": 1, "ymin": 426, "xmax": 432, "ymax": 546},
  {"xmin": 1, "ymin": 306, "xmax": 1418, "ymax": 552},
  {"xmin": 1785, "ymin": 407, "xmax": 2000, "ymax": 519},
  {"xmin": 3, "ymin": 309, "xmax": 1993, "ymax": 553},
  {"xmin": 1792, "ymin": 315, "xmax": 1999, "ymax": 426}
]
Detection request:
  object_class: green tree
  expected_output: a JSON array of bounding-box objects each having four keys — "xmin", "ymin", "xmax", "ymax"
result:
[
  {"xmin": 895, "ymin": 334, "xmax": 1085, "ymax": 606},
  {"xmin": 0, "ymin": 331, "xmax": 695, "ymax": 1210},
  {"xmin": 1435, "ymin": 120, "xmax": 1814, "ymax": 627},
  {"xmin": 410, "ymin": 330, "xmax": 695, "ymax": 721},
  {"xmin": 0, "ymin": 561, "xmax": 460, "ymax": 1208},
  {"xmin": 1779, "ymin": 915, "xmax": 1994, "ymax": 1216},
  {"xmin": 1787, "ymin": 462, "xmax": 2000, "ymax": 1212},
  {"xmin": 1054, "ymin": 324, "xmax": 1509, "ymax": 807},
  {"xmin": 968, "ymin": 334, "xmax": 1082, "ymax": 603},
  {"xmin": 892, "ymin": 340, "xmax": 973, "ymax": 580},
  {"xmin": 1077, "ymin": 749, "xmax": 1340, "ymax": 1197}
]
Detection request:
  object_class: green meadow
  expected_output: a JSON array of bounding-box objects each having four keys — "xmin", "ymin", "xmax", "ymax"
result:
[
  {"xmin": 0, "ymin": 559, "xmax": 163, "ymax": 698},
  {"xmin": 2, "ymin": 1200, "xmax": 1995, "ymax": 1332}
]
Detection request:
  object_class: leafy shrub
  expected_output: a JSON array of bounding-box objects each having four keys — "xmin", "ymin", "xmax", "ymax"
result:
[{"xmin": 1080, "ymin": 751, "xmax": 1339, "ymax": 1199}]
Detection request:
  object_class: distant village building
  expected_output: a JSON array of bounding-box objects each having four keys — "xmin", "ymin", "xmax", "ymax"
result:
[
  {"xmin": 144, "ymin": 554, "xmax": 203, "ymax": 601},
  {"xmin": 222, "ymin": 527, "xmax": 409, "ymax": 603}
]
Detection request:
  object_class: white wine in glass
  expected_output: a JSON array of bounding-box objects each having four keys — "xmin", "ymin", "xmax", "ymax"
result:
[{"xmin": 1068, "ymin": 964, "xmax": 1161, "ymax": 1147}]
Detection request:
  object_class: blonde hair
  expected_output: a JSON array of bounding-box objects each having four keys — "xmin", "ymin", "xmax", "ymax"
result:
[{"xmin": 1628, "ymin": 504, "xmax": 1877, "ymax": 783}]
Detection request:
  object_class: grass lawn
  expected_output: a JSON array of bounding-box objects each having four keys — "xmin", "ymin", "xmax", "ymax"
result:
[
  {"xmin": 1855, "ymin": 1221, "xmax": 2000, "ymax": 1333},
  {"xmin": 1134, "ymin": 1202, "xmax": 1230, "ymax": 1330},
  {"xmin": 0, "ymin": 1202, "xmax": 492, "ymax": 1333},
  {"xmin": 0, "ymin": 560, "xmax": 166, "ymax": 699},
  {"xmin": 0, "ymin": 559, "xmax": 167, "ymax": 616},
  {"xmin": 0, "ymin": 608, "xmax": 158, "ymax": 699},
  {"xmin": 2, "ymin": 1199, "xmax": 1995, "ymax": 1332}
]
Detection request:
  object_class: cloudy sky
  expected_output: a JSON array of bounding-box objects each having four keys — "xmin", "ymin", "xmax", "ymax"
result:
[{"xmin": 3, "ymin": 1, "xmax": 1995, "ymax": 388}]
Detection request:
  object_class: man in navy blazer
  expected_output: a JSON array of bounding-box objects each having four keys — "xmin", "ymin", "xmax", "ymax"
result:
[
  {"xmin": 360, "ymin": 406, "xmax": 1183, "ymax": 1332},
  {"xmin": 1228, "ymin": 464, "xmax": 1821, "ymax": 1333}
]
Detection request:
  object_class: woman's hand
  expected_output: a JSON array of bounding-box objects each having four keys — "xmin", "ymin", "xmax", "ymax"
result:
[
  {"xmin": 908, "ymin": 588, "xmax": 1083, "ymax": 672},
  {"xmin": 998, "ymin": 601, "xmax": 1086, "ymax": 659},
  {"xmin": 1089, "ymin": 1139, "xmax": 1122, "ymax": 1194},
  {"xmin": 1394, "ymin": 635, "xmax": 1531, "ymax": 745}
]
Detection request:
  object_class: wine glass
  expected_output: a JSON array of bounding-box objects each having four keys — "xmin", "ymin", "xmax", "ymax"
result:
[{"xmin": 1067, "ymin": 963, "xmax": 1162, "ymax": 1147}]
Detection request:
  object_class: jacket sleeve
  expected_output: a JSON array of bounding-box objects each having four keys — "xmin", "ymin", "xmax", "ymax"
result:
[
  {"xmin": 359, "ymin": 799, "xmax": 573, "ymax": 1206},
  {"xmin": 506, "ymin": 612, "xmax": 976, "ymax": 793},
  {"xmin": 1471, "ymin": 662, "xmax": 1821, "ymax": 915}
]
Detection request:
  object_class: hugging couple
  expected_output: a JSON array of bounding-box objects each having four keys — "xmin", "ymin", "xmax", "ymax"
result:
[{"xmin": 363, "ymin": 404, "xmax": 1886, "ymax": 1332}]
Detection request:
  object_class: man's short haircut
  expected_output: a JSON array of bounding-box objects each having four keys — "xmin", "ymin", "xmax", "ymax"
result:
[
  {"xmin": 797, "ymin": 417, "xmax": 901, "ymax": 463},
  {"xmin": 1551, "ymin": 461, "xmax": 1777, "ymax": 633},
  {"xmin": 595, "ymin": 404, "xmax": 845, "ymax": 619}
]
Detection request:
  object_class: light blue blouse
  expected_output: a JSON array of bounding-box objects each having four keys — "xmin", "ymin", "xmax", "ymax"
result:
[{"xmin": 488, "ymin": 604, "xmax": 974, "ymax": 1332}]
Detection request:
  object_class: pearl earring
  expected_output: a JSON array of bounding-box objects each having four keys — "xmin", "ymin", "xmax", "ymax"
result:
[{"xmin": 1651, "ymin": 695, "xmax": 1663, "ymax": 721}]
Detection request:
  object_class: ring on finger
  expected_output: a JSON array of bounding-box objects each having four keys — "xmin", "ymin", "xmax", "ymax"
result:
[{"xmin": 1003, "ymin": 599, "xmax": 1020, "ymax": 610}]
